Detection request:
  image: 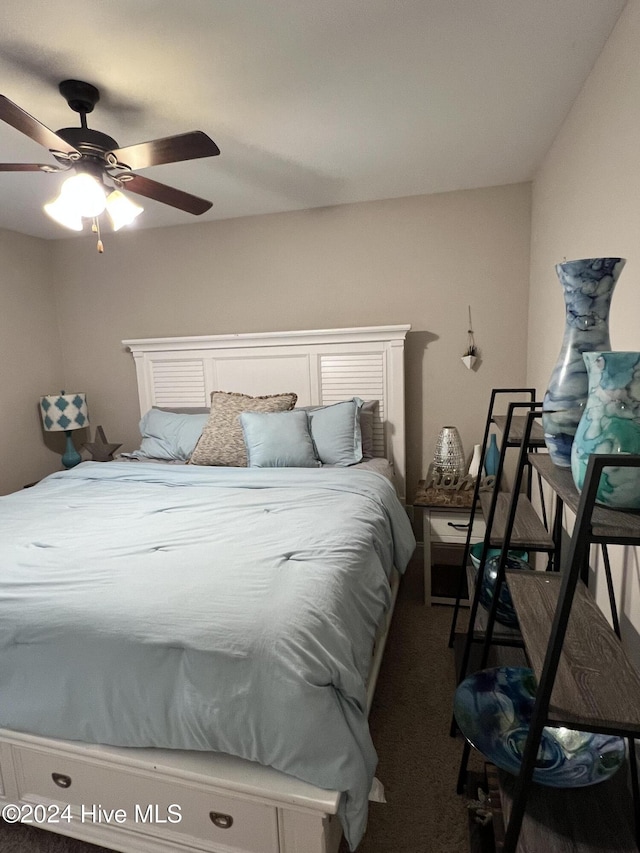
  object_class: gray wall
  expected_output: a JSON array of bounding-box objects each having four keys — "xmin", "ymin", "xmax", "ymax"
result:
[
  {"xmin": 0, "ymin": 230, "xmax": 64, "ymax": 494},
  {"xmin": 527, "ymin": 0, "xmax": 640, "ymax": 661},
  {"xmin": 48, "ymin": 182, "xmax": 532, "ymax": 502}
]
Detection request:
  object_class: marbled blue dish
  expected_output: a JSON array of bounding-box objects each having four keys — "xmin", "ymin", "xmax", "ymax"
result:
[
  {"xmin": 469, "ymin": 543, "xmax": 528, "ymax": 571},
  {"xmin": 542, "ymin": 257, "xmax": 625, "ymax": 467},
  {"xmin": 571, "ymin": 351, "xmax": 640, "ymax": 509},
  {"xmin": 474, "ymin": 553, "xmax": 533, "ymax": 628},
  {"xmin": 454, "ymin": 666, "xmax": 626, "ymax": 788}
]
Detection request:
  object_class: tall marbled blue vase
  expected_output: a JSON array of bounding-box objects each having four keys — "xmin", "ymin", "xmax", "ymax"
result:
[
  {"xmin": 571, "ymin": 352, "xmax": 640, "ymax": 509},
  {"xmin": 542, "ymin": 257, "xmax": 626, "ymax": 467}
]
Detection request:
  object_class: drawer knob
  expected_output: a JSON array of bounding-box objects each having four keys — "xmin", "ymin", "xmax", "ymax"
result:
[
  {"xmin": 209, "ymin": 811, "xmax": 234, "ymax": 829},
  {"xmin": 52, "ymin": 772, "xmax": 72, "ymax": 789},
  {"xmin": 447, "ymin": 522, "xmax": 470, "ymax": 531}
]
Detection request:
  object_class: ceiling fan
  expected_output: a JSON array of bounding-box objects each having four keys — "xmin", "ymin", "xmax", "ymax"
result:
[{"xmin": 0, "ymin": 79, "xmax": 220, "ymax": 249}]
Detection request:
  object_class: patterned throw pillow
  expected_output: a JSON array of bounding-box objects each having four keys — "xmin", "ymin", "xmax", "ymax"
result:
[{"xmin": 189, "ymin": 391, "xmax": 298, "ymax": 467}]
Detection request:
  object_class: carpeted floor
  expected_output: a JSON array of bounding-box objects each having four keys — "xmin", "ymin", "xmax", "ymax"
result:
[
  {"xmin": 0, "ymin": 547, "xmax": 481, "ymax": 852},
  {"xmin": 338, "ymin": 547, "xmax": 482, "ymax": 853}
]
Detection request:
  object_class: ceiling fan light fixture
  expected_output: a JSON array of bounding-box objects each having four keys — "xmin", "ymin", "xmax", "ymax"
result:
[
  {"xmin": 59, "ymin": 172, "xmax": 107, "ymax": 218},
  {"xmin": 43, "ymin": 196, "xmax": 84, "ymax": 231},
  {"xmin": 105, "ymin": 190, "xmax": 144, "ymax": 231},
  {"xmin": 0, "ymin": 80, "xmax": 219, "ymax": 246}
]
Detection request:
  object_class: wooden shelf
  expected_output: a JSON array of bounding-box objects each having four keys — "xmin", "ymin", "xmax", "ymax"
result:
[
  {"xmin": 479, "ymin": 492, "xmax": 555, "ymax": 551},
  {"xmin": 529, "ymin": 454, "xmax": 640, "ymax": 545},
  {"xmin": 491, "ymin": 763, "xmax": 637, "ymax": 853},
  {"xmin": 492, "ymin": 415, "xmax": 546, "ymax": 448},
  {"xmin": 507, "ymin": 571, "xmax": 640, "ymax": 735}
]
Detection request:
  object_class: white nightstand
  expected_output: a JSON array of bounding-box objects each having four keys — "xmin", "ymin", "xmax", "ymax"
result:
[{"xmin": 413, "ymin": 482, "xmax": 486, "ymax": 605}]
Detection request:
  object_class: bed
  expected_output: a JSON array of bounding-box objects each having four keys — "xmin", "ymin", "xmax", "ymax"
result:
[{"xmin": 0, "ymin": 325, "xmax": 413, "ymax": 853}]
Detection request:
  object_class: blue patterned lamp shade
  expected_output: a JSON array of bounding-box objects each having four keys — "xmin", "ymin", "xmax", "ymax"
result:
[
  {"xmin": 40, "ymin": 392, "xmax": 89, "ymax": 432},
  {"xmin": 40, "ymin": 392, "xmax": 89, "ymax": 469}
]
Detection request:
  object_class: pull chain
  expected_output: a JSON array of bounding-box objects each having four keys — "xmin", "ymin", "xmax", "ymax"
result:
[{"xmin": 91, "ymin": 218, "xmax": 104, "ymax": 254}]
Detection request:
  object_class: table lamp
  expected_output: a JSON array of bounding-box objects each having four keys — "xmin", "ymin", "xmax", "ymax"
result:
[{"xmin": 40, "ymin": 391, "xmax": 89, "ymax": 469}]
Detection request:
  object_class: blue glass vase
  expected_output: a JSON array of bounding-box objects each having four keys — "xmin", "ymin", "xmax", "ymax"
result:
[
  {"xmin": 571, "ymin": 351, "xmax": 640, "ymax": 509},
  {"xmin": 484, "ymin": 434, "xmax": 500, "ymax": 477},
  {"xmin": 542, "ymin": 258, "xmax": 625, "ymax": 467}
]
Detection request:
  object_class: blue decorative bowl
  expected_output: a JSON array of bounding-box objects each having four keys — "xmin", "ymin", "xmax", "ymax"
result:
[
  {"xmin": 474, "ymin": 553, "xmax": 533, "ymax": 628},
  {"xmin": 469, "ymin": 543, "xmax": 529, "ymax": 570},
  {"xmin": 454, "ymin": 666, "xmax": 626, "ymax": 788}
]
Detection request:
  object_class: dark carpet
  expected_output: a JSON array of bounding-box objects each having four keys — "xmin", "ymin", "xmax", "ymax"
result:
[{"xmin": 0, "ymin": 548, "xmax": 479, "ymax": 852}]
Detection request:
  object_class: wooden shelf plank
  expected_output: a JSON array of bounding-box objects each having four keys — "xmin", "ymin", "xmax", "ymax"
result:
[
  {"xmin": 492, "ymin": 416, "xmax": 546, "ymax": 448},
  {"xmin": 479, "ymin": 493, "xmax": 555, "ymax": 551},
  {"xmin": 494, "ymin": 763, "xmax": 637, "ymax": 852},
  {"xmin": 529, "ymin": 454, "xmax": 640, "ymax": 544},
  {"xmin": 507, "ymin": 571, "xmax": 640, "ymax": 734}
]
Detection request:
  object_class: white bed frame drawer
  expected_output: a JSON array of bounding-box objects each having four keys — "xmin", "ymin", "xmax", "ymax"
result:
[{"xmin": 14, "ymin": 745, "xmax": 280, "ymax": 853}]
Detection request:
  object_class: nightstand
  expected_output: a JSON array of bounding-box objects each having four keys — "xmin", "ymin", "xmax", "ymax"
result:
[{"xmin": 413, "ymin": 480, "xmax": 486, "ymax": 606}]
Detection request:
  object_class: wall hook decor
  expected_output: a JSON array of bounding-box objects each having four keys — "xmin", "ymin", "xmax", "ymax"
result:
[{"xmin": 462, "ymin": 305, "xmax": 478, "ymax": 369}]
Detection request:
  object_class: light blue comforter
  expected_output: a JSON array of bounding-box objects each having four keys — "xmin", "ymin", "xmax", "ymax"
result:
[{"xmin": 0, "ymin": 462, "xmax": 415, "ymax": 849}]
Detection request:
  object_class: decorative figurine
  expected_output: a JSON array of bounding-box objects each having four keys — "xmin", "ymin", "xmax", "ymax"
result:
[{"xmin": 82, "ymin": 425, "xmax": 122, "ymax": 462}]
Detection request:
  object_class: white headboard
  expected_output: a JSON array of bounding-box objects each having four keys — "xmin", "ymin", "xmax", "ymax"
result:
[{"xmin": 123, "ymin": 325, "xmax": 410, "ymax": 499}]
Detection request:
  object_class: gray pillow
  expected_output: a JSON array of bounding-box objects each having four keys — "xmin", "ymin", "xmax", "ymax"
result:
[
  {"xmin": 360, "ymin": 400, "xmax": 379, "ymax": 459},
  {"xmin": 190, "ymin": 391, "xmax": 297, "ymax": 467}
]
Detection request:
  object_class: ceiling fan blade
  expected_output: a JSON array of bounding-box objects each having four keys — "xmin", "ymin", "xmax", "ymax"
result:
[
  {"xmin": 108, "ymin": 131, "xmax": 220, "ymax": 171},
  {"xmin": 0, "ymin": 163, "xmax": 63, "ymax": 171},
  {"xmin": 120, "ymin": 173, "xmax": 213, "ymax": 215},
  {"xmin": 0, "ymin": 95, "xmax": 80, "ymax": 156}
]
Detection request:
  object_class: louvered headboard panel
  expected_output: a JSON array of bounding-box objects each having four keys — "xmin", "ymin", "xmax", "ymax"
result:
[
  {"xmin": 151, "ymin": 360, "xmax": 208, "ymax": 407},
  {"xmin": 319, "ymin": 353, "xmax": 386, "ymax": 458},
  {"xmin": 123, "ymin": 326, "xmax": 410, "ymax": 499}
]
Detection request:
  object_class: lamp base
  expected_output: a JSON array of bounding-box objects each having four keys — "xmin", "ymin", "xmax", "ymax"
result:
[{"xmin": 61, "ymin": 431, "xmax": 82, "ymax": 469}]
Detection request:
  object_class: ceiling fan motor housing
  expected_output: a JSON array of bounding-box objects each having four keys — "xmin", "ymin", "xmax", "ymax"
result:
[
  {"xmin": 58, "ymin": 79, "xmax": 100, "ymax": 115},
  {"xmin": 55, "ymin": 126, "xmax": 120, "ymax": 160}
]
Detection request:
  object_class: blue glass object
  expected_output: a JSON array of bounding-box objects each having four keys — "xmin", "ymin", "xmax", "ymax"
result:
[
  {"xmin": 468, "ymin": 543, "xmax": 528, "ymax": 570},
  {"xmin": 483, "ymin": 433, "xmax": 500, "ymax": 477},
  {"xmin": 454, "ymin": 666, "xmax": 626, "ymax": 788},
  {"xmin": 542, "ymin": 257, "xmax": 625, "ymax": 467},
  {"xmin": 571, "ymin": 351, "xmax": 640, "ymax": 509},
  {"xmin": 474, "ymin": 554, "xmax": 533, "ymax": 628}
]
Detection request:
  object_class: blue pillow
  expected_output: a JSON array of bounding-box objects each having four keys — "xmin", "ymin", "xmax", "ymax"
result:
[
  {"xmin": 130, "ymin": 409, "xmax": 209, "ymax": 461},
  {"xmin": 308, "ymin": 398, "xmax": 363, "ymax": 466},
  {"xmin": 240, "ymin": 410, "xmax": 320, "ymax": 468}
]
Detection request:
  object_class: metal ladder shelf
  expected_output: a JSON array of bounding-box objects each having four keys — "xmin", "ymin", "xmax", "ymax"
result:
[
  {"xmin": 453, "ymin": 405, "xmax": 556, "ymax": 783},
  {"xmin": 499, "ymin": 453, "xmax": 640, "ymax": 852},
  {"xmin": 447, "ymin": 389, "xmax": 549, "ymax": 651}
]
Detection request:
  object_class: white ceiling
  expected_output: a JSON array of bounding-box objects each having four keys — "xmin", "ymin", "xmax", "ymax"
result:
[{"xmin": 0, "ymin": 0, "xmax": 627, "ymax": 240}]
